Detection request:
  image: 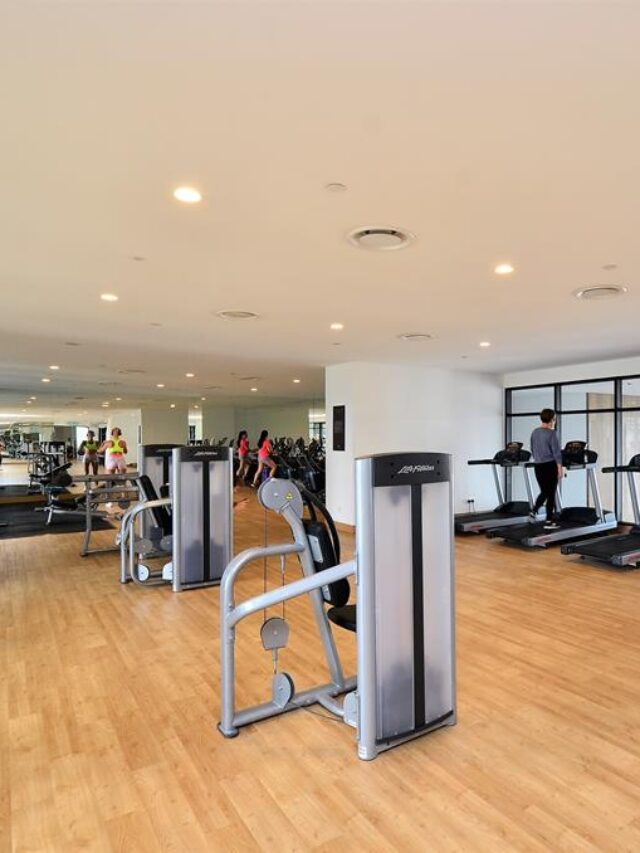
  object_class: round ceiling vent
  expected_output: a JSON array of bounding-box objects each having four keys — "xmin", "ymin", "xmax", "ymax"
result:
[
  {"xmin": 118, "ymin": 368, "xmax": 147, "ymax": 375},
  {"xmin": 574, "ymin": 285, "xmax": 627, "ymax": 300},
  {"xmin": 397, "ymin": 333, "xmax": 433, "ymax": 342},
  {"xmin": 348, "ymin": 226, "xmax": 413, "ymax": 251},
  {"xmin": 216, "ymin": 310, "xmax": 260, "ymax": 321}
]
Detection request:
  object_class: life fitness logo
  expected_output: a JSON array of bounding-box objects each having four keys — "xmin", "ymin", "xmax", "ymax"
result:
[{"xmin": 397, "ymin": 464, "xmax": 435, "ymax": 475}]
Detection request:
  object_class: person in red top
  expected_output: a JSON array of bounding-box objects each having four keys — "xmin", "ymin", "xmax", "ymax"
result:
[
  {"xmin": 236, "ymin": 430, "xmax": 250, "ymax": 484},
  {"xmin": 252, "ymin": 429, "xmax": 277, "ymax": 487}
]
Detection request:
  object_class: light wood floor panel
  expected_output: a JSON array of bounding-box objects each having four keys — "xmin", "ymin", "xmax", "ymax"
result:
[{"xmin": 2, "ymin": 492, "xmax": 640, "ymax": 851}]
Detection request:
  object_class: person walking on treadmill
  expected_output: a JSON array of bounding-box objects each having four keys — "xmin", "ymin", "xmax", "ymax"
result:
[{"xmin": 530, "ymin": 408, "xmax": 563, "ymax": 529}]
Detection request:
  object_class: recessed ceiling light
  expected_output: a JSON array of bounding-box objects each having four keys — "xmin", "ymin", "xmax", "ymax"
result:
[
  {"xmin": 156, "ymin": 383, "xmax": 165, "ymax": 388},
  {"xmin": 250, "ymin": 387, "xmax": 258, "ymax": 392},
  {"xmin": 330, "ymin": 322, "xmax": 344, "ymax": 331},
  {"xmin": 100, "ymin": 293, "xmax": 119, "ymax": 302},
  {"xmin": 41, "ymin": 378, "xmax": 51, "ymax": 383},
  {"xmin": 494, "ymin": 263, "xmax": 514, "ymax": 275},
  {"xmin": 173, "ymin": 186, "xmax": 202, "ymax": 204},
  {"xmin": 115, "ymin": 397, "xmax": 122, "ymax": 401},
  {"xmin": 49, "ymin": 365, "xmax": 60, "ymax": 370},
  {"xmin": 201, "ymin": 397, "xmax": 206, "ymax": 401},
  {"xmin": 325, "ymin": 182, "xmax": 348, "ymax": 192},
  {"xmin": 194, "ymin": 405, "xmax": 199, "ymax": 409},
  {"xmin": 574, "ymin": 285, "xmax": 627, "ymax": 300},
  {"xmin": 479, "ymin": 341, "xmax": 491, "ymax": 348},
  {"xmin": 348, "ymin": 226, "xmax": 413, "ymax": 250},
  {"xmin": 30, "ymin": 396, "xmax": 36, "ymax": 400},
  {"xmin": 26, "ymin": 400, "xmax": 32, "ymax": 404},
  {"xmin": 64, "ymin": 341, "xmax": 80, "ymax": 347},
  {"xmin": 185, "ymin": 372, "xmax": 195, "ymax": 378},
  {"xmin": 397, "ymin": 333, "xmax": 433, "ymax": 342},
  {"xmin": 170, "ymin": 403, "xmax": 176, "ymax": 409},
  {"xmin": 215, "ymin": 309, "xmax": 259, "ymax": 321},
  {"xmin": 293, "ymin": 378, "xmax": 301, "ymax": 383}
]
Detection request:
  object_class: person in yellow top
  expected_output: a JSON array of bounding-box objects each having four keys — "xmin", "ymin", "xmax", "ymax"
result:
[
  {"xmin": 78, "ymin": 429, "xmax": 100, "ymax": 475},
  {"xmin": 99, "ymin": 427, "xmax": 128, "ymax": 474}
]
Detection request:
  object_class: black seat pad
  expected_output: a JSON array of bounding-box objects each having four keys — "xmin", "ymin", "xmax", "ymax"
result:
[{"xmin": 327, "ymin": 604, "xmax": 356, "ymax": 632}]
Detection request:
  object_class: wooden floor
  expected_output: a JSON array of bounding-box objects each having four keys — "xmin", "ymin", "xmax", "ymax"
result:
[{"xmin": 2, "ymin": 493, "xmax": 640, "ymax": 852}]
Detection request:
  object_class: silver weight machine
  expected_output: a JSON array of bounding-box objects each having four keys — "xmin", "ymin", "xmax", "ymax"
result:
[
  {"xmin": 218, "ymin": 451, "xmax": 456, "ymax": 761},
  {"xmin": 120, "ymin": 445, "xmax": 234, "ymax": 590}
]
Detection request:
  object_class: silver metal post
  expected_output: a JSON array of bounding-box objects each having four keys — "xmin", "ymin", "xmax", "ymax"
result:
[
  {"xmin": 491, "ymin": 464, "xmax": 505, "ymax": 506},
  {"xmin": 588, "ymin": 466, "xmax": 605, "ymax": 522},
  {"xmin": 355, "ymin": 457, "xmax": 377, "ymax": 761},
  {"xmin": 628, "ymin": 470, "xmax": 640, "ymax": 525},
  {"xmin": 219, "ymin": 542, "xmax": 306, "ymax": 737},
  {"xmin": 523, "ymin": 465, "xmax": 534, "ymax": 507}
]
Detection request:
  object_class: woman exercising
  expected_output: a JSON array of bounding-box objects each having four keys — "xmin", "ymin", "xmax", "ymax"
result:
[
  {"xmin": 78, "ymin": 430, "xmax": 100, "ymax": 475},
  {"xmin": 252, "ymin": 429, "xmax": 277, "ymax": 487},
  {"xmin": 236, "ymin": 430, "xmax": 250, "ymax": 484},
  {"xmin": 99, "ymin": 427, "xmax": 128, "ymax": 474}
]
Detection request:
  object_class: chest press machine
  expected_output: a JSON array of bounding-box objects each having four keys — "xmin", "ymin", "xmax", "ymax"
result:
[{"xmin": 218, "ymin": 452, "xmax": 456, "ymax": 761}]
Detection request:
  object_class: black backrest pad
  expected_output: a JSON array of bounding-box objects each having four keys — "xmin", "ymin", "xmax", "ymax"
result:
[
  {"xmin": 138, "ymin": 474, "xmax": 172, "ymax": 534},
  {"xmin": 630, "ymin": 453, "xmax": 640, "ymax": 467},
  {"xmin": 303, "ymin": 519, "xmax": 350, "ymax": 607}
]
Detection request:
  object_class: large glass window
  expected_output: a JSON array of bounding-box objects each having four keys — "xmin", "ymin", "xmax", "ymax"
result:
[
  {"xmin": 506, "ymin": 374, "xmax": 640, "ymax": 522},
  {"xmin": 622, "ymin": 377, "xmax": 640, "ymax": 408},
  {"xmin": 509, "ymin": 386, "xmax": 555, "ymax": 414},
  {"xmin": 560, "ymin": 381, "xmax": 615, "ymax": 412}
]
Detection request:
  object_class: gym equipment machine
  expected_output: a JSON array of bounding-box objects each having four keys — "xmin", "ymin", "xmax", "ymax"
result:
[
  {"xmin": 218, "ymin": 452, "xmax": 456, "ymax": 761},
  {"xmin": 120, "ymin": 445, "xmax": 233, "ymax": 590},
  {"xmin": 487, "ymin": 441, "xmax": 617, "ymax": 548},
  {"xmin": 454, "ymin": 442, "xmax": 538, "ymax": 533},
  {"xmin": 561, "ymin": 453, "xmax": 640, "ymax": 568}
]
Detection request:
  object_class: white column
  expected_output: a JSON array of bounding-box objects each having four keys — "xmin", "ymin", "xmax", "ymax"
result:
[{"xmin": 325, "ymin": 362, "xmax": 503, "ymax": 525}]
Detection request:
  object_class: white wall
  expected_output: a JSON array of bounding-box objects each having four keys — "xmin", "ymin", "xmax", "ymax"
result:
[
  {"xmin": 139, "ymin": 404, "xmax": 187, "ymax": 446},
  {"xmin": 202, "ymin": 405, "xmax": 236, "ymax": 443},
  {"xmin": 325, "ymin": 362, "xmax": 503, "ymax": 525}
]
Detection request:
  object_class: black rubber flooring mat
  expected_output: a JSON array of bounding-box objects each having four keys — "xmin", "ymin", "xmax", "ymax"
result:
[{"xmin": 0, "ymin": 505, "xmax": 114, "ymax": 540}]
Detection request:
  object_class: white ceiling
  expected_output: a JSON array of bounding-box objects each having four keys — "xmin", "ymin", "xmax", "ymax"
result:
[{"xmin": 1, "ymin": 0, "xmax": 640, "ymax": 422}]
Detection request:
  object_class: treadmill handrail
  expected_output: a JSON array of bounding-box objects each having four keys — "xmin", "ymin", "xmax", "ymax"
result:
[
  {"xmin": 602, "ymin": 465, "xmax": 640, "ymax": 474},
  {"xmin": 467, "ymin": 459, "xmax": 527, "ymax": 467}
]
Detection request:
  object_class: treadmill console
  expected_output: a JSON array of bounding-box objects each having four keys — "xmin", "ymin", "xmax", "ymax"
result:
[
  {"xmin": 562, "ymin": 441, "xmax": 598, "ymax": 467},
  {"xmin": 494, "ymin": 442, "xmax": 531, "ymax": 466}
]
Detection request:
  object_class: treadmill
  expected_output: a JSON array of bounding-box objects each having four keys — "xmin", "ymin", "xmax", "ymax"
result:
[
  {"xmin": 487, "ymin": 440, "xmax": 617, "ymax": 548},
  {"xmin": 455, "ymin": 442, "xmax": 538, "ymax": 534},
  {"xmin": 561, "ymin": 454, "xmax": 640, "ymax": 568}
]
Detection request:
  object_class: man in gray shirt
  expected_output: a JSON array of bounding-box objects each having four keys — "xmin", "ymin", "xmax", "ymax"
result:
[{"xmin": 530, "ymin": 408, "xmax": 563, "ymax": 528}]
